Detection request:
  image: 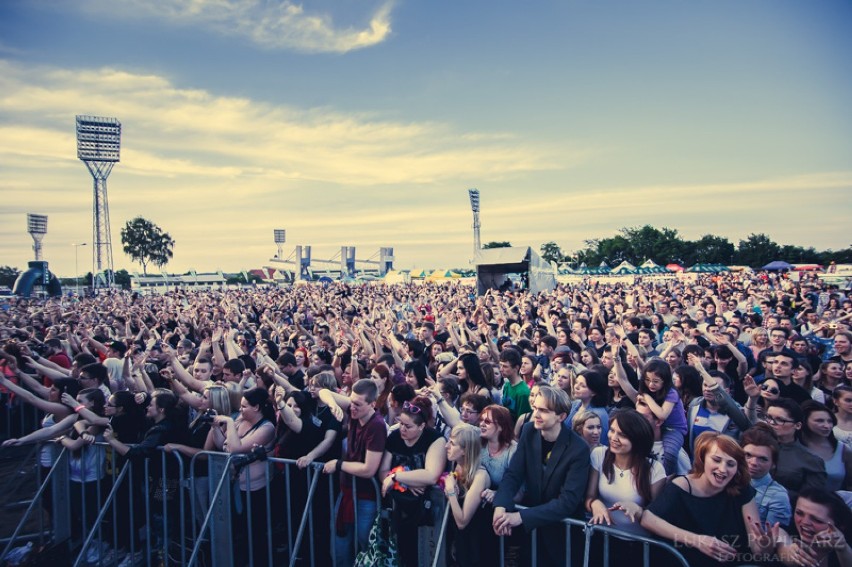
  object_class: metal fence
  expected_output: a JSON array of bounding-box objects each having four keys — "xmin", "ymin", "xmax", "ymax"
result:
[{"xmin": 2, "ymin": 443, "xmax": 690, "ymax": 567}]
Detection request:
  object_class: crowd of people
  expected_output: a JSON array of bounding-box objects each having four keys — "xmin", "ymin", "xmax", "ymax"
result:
[{"xmin": 1, "ymin": 269, "xmax": 852, "ymax": 566}]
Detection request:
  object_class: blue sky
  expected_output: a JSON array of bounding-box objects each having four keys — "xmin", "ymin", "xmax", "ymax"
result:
[{"xmin": 1, "ymin": 0, "xmax": 850, "ymax": 277}]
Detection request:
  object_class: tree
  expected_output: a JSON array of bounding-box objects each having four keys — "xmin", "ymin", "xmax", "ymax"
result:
[
  {"xmin": 540, "ymin": 242, "xmax": 564, "ymax": 265},
  {"xmin": 120, "ymin": 217, "xmax": 175, "ymax": 275},
  {"xmin": 689, "ymin": 235, "xmax": 736, "ymax": 265},
  {"xmin": 114, "ymin": 269, "xmax": 131, "ymax": 290},
  {"xmin": 483, "ymin": 241, "xmax": 511, "ymax": 249},
  {"xmin": 736, "ymin": 233, "xmax": 781, "ymax": 268},
  {"xmin": 0, "ymin": 266, "xmax": 20, "ymax": 288},
  {"xmin": 620, "ymin": 225, "xmax": 684, "ymax": 265}
]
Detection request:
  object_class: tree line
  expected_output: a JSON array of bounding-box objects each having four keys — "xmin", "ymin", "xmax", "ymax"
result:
[{"xmin": 531, "ymin": 225, "xmax": 852, "ymax": 268}]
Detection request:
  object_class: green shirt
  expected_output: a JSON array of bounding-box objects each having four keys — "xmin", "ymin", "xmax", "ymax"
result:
[{"xmin": 501, "ymin": 379, "xmax": 531, "ymax": 422}]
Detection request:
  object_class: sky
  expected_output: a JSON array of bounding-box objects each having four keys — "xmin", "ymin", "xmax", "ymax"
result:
[{"xmin": 1, "ymin": 0, "xmax": 851, "ymax": 278}]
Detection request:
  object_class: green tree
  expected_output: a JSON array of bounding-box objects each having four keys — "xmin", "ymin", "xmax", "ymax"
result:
[
  {"xmin": 483, "ymin": 241, "xmax": 512, "ymax": 249},
  {"xmin": 540, "ymin": 241, "xmax": 564, "ymax": 265},
  {"xmin": 620, "ymin": 225, "xmax": 684, "ymax": 265},
  {"xmin": 818, "ymin": 247, "xmax": 852, "ymax": 265},
  {"xmin": 0, "ymin": 266, "xmax": 20, "ymax": 288},
  {"xmin": 736, "ymin": 234, "xmax": 781, "ymax": 268},
  {"xmin": 120, "ymin": 217, "xmax": 175, "ymax": 275},
  {"xmin": 689, "ymin": 235, "xmax": 736, "ymax": 265},
  {"xmin": 114, "ymin": 269, "xmax": 131, "ymax": 290}
]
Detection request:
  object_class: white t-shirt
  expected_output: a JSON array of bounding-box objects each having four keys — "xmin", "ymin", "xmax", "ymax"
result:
[{"xmin": 590, "ymin": 445, "xmax": 666, "ymax": 531}]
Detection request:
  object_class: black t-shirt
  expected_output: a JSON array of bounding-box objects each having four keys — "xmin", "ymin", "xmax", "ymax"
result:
[
  {"xmin": 186, "ymin": 418, "xmax": 212, "ymax": 476},
  {"xmin": 288, "ymin": 369, "xmax": 306, "ymax": 390},
  {"xmin": 778, "ymin": 381, "xmax": 812, "ymax": 405},
  {"xmin": 541, "ymin": 438, "xmax": 556, "ymax": 466},
  {"xmin": 276, "ymin": 404, "xmax": 342, "ymax": 462},
  {"xmin": 386, "ymin": 427, "xmax": 442, "ymax": 472},
  {"xmin": 648, "ymin": 478, "xmax": 756, "ymax": 567}
]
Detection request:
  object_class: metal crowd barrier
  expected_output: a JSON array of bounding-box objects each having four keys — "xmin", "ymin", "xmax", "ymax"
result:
[
  {"xmin": 4, "ymin": 441, "xmax": 689, "ymax": 567},
  {"xmin": 185, "ymin": 451, "xmax": 385, "ymax": 567},
  {"xmin": 482, "ymin": 508, "xmax": 690, "ymax": 567},
  {"xmin": 0, "ymin": 394, "xmax": 44, "ymax": 441}
]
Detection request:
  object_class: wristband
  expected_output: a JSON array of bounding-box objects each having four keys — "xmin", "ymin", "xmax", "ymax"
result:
[
  {"xmin": 74, "ymin": 404, "xmax": 86, "ymax": 413},
  {"xmin": 335, "ymin": 459, "xmax": 344, "ymax": 474},
  {"xmin": 445, "ymin": 491, "xmax": 457, "ymax": 497}
]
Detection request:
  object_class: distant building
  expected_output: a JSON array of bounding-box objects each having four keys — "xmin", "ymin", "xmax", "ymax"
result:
[{"xmin": 130, "ymin": 271, "xmax": 226, "ymax": 294}]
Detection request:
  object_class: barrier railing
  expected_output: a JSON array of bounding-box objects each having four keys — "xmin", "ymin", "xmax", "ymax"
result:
[
  {"xmin": 0, "ymin": 445, "xmax": 66, "ymax": 560},
  {"xmin": 3, "ymin": 439, "xmax": 690, "ymax": 567},
  {"xmin": 188, "ymin": 451, "xmax": 381, "ymax": 567},
  {"xmin": 0, "ymin": 393, "xmax": 44, "ymax": 441},
  {"xmin": 483, "ymin": 507, "xmax": 690, "ymax": 567}
]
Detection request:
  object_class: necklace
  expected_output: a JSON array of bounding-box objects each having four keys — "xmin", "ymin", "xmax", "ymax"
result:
[{"xmin": 613, "ymin": 462, "xmax": 629, "ymax": 478}]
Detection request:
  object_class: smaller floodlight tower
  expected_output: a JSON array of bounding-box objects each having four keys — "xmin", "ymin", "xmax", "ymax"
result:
[
  {"xmin": 273, "ymin": 229, "xmax": 286, "ymax": 259},
  {"xmin": 27, "ymin": 214, "xmax": 48, "ymax": 261},
  {"xmin": 76, "ymin": 115, "xmax": 121, "ymax": 290},
  {"xmin": 468, "ymin": 188, "xmax": 481, "ymax": 258}
]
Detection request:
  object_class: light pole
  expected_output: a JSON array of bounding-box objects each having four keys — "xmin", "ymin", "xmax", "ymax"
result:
[{"xmin": 72, "ymin": 243, "xmax": 87, "ymax": 296}]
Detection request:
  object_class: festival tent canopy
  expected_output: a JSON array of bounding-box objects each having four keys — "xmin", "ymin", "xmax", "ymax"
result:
[
  {"xmin": 792, "ymin": 264, "xmax": 823, "ymax": 272},
  {"xmin": 611, "ymin": 260, "xmax": 637, "ymax": 275},
  {"xmin": 666, "ymin": 263, "xmax": 684, "ymax": 272},
  {"xmin": 687, "ymin": 263, "xmax": 730, "ymax": 273},
  {"xmin": 762, "ymin": 261, "xmax": 794, "ymax": 271}
]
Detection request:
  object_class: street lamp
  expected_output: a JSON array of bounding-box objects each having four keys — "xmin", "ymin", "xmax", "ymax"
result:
[{"xmin": 72, "ymin": 243, "xmax": 87, "ymax": 296}]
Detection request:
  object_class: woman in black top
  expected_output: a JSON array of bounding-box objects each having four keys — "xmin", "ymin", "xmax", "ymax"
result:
[
  {"xmin": 641, "ymin": 431, "xmax": 773, "ymax": 566},
  {"xmin": 379, "ymin": 396, "xmax": 447, "ymax": 567}
]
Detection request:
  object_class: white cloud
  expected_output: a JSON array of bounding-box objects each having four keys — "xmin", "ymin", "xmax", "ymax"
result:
[
  {"xmin": 78, "ymin": 0, "xmax": 395, "ymax": 53},
  {"xmin": 0, "ymin": 59, "xmax": 579, "ymax": 275}
]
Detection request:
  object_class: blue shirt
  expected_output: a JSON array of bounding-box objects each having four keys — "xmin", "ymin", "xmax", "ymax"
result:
[{"xmin": 751, "ymin": 474, "xmax": 791, "ymax": 527}]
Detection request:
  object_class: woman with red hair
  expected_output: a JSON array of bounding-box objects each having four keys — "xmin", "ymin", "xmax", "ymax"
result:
[{"xmin": 641, "ymin": 431, "xmax": 774, "ymax": 566}]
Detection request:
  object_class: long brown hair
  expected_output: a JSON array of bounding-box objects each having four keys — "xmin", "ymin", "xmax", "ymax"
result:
[{"xmin": 601, "ymin": 410, "xmax": 655, "ymax": 504}]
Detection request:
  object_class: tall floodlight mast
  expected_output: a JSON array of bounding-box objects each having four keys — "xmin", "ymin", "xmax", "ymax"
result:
[
  {"xmin": 273, "ymin": 229, "xmax": 286, "ymax": 259},
  {"xmin": 76, "ymin": 115, "xmax": 121, "ymax": 290},
  {"xmin": 468, "ymin": 188, "xmax": 481, "ymax": 258},
  {"xmin": 27, "ymin": 214, "xmax": 48, "ymax": 261}
]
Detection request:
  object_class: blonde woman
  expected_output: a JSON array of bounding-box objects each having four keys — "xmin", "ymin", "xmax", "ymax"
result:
[
  {"xmin": 572, "ymin": 410, "xmax": 603, "ymax": 449},
  {"xmin": 748, "ymin": 328, "xmax": 769, "ymax": 361},
  {"xmin": 444, "ymin": 423, "xmax": 491, "ymax": 566}
]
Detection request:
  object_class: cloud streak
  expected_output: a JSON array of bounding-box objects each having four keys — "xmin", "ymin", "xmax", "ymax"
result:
[
  {"xmin": 0, "ymin": 60, "xmax": 564, "ymax": 187},
  {"xmin": 0, "ymin": 58, "xmax": 580, "ymax": 274},
  {"xmin": 78, "ymin": 0, "xmax": 395, "ymax": 53}
]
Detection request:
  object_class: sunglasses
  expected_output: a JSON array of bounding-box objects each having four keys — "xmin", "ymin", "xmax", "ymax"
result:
[
  {"xmin": 479, "ymin": 418, "xmax": 494, "ymax": 426},
  {"xmin": 761, "ymin": 385, "xmax": 780, "ymax": 395},
  {"xmin": 402, "ymin": 401, "xmax": 422, "ymax": 414}
]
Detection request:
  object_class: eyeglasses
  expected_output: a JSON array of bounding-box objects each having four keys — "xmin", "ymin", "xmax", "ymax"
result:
[
  {"xmin": 460, "ymin": 407, "xmax": 480, "ymax": 415},
  {"xmin": 761, "ymin": 385, "xmax": 780, "ymax": 395},
  {"xmin": 764, "ymin": 415, "xmax": 795, "ymax": 426},
  {"xmin": 402, "ymin": 401, "xmax": 422, "ymax": 414}
]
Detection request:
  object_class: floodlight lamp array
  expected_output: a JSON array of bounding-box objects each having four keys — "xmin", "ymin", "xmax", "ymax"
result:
[
  {"xmin": 274, "ymin": 229, "xmax": 286, "ymax": 244},
  {"xmin": 468, "ymin": 189, "xmax": 480, "ymax": 212},
  {"xmin": 76, "ymin": 115, "xmax": 122, "ymax": 162},
  {"xmin": 27, "ymin": 214, "xmax": 48, "ymax": 235}
]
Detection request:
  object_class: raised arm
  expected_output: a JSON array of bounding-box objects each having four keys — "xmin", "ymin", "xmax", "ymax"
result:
[{"xmin": 0, "ymin": 374, "xmax": 69, "ymax": 415}]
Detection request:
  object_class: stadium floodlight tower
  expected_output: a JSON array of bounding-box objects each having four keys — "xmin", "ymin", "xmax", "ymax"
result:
[
  {"xmin": 273, "ymin": 229, "xmax": 286, "ymax": 259},
  {"xmin": 27, "ymin": 214, "xmax": 48, "ymax": 261},
  {"xmin": 76, "ymin": 115, "xmax": 121, "ymax": 290},
  {"xmin": 468, "ymin": 188, "xmax": 481, "ymax": 258}
]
